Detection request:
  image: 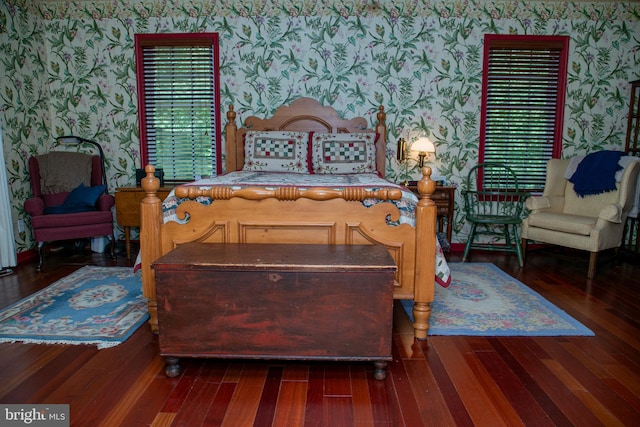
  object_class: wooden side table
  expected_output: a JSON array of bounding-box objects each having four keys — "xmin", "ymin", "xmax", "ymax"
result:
[
  {"xmin": 405, "ymin": 184, "xmax": 456, "ymax": 246},
  {"xmin": 115, "ymin": 186, "xmax": 172, "ymax": 258}
]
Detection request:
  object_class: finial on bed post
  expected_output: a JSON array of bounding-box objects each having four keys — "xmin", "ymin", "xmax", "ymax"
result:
[
  {"xmin": 413, "ymin": 166, "xmax": 437, "ymax": 339},
  {"xmin": 227, "ymin": 104, "xmax": 236, "ymax": 122},
  {"xmin": 375, "ymin": 106, "xmax": 387, "ymax": 176},
  {"xmin": 226, "ymin": 105, "xmax": 238, "ymax": 173},
  {"xmin": 376, "ymin": 105, "xmax": 385, "ymax": 125},
  {"xmin": 417, "ymin": 166, "xmax": 436, "ymax": 199},
  {"xmin": 141, "ymin": 165, "xmax": 160, "ymax": 195}
]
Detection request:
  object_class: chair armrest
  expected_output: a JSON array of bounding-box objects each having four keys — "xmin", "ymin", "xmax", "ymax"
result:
[
  {"xmin": 97, "ymin": 194, "xmax": 115, "ymax": 211},
  {"xmin": 598, "ymin": 203, "xmax": 622, "ymax": 223},
  {"xmin": 526, "ymin": 195, "xmax": 567, "ymax": 214},
  {"xmin": 525, "ymin": 196, "xmax": 551, "ymax": 211},
  {"xmin": 24, "ymin": 197, "xmax": 44, "ymax": 216}
]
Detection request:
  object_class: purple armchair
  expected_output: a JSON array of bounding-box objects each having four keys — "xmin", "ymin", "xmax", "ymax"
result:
[{"xmin": 24, "ymin": 152, "xmax": 116, "ymax": 271}]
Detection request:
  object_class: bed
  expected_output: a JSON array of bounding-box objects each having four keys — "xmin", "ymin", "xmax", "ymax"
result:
[{"xmin": 138, "ymin": 97, "xmax": 449, "ymax": 340}]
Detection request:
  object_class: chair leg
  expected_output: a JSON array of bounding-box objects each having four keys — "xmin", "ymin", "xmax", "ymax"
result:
[
  {"xmin": 36, "ymin": 241, "xmax": 45, "ymax": 272},
  {"xmin": 512, "ymin": 226, "xmax": 524, "ymax": 268},
  {"xmin": 521, "ymin": 238, "xmax": 527, "ymax": 265},
  {"xmin": 503, "ymin": 225, "xmax": 512, "ymax": 248},
  {"xmin": 588, "ymin": 252, "xmax": 598, "ymax": 279},
  {"xmin": 109, "ymin": 234, "xmax": 117, "ymax": 260},
  {"xmin": 462, "ymin": 223, "xmax": 477, "ymax": 262}
]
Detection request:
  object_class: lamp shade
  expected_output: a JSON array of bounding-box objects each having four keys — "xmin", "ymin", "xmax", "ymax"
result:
[
  {"xmin": 412, "ymin": 137, "xmax": 435, "ymax": 154},
  {"xmin": 57, "ymin": 136, "xmax": 83, "ymax": 145}
]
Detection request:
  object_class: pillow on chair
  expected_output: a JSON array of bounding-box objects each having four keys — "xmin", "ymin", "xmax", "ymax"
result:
[
  {"xmin": 64, "ymin": 183, "xmax": 106, "ymax": 207},
  {"xmin": 43, "ymin": 184, "xmax": 106, "ymax": 214}
]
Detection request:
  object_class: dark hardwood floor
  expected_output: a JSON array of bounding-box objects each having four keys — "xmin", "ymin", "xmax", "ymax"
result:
[{"xmin": 1, "ymin": 241, "xmax": 639, "ymax": 426}]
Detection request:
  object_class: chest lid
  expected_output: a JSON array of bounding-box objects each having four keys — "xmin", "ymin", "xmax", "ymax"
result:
[{"xmin": 152, "ymin": 242, "xmax": 397, "ymax": 273}]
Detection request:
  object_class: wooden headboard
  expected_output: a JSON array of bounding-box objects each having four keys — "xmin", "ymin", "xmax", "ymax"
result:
[{"xmin": 224, "ymin": 97, "xmax": 388, "ymax": 175}]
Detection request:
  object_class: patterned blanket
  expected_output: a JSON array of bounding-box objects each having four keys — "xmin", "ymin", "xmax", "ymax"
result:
[{"xmin": 163, "ymin": 171, "xmax": 416, "ymax": 223}]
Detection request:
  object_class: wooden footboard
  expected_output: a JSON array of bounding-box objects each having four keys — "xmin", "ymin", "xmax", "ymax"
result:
[{"xmin": 140, "ymin": 165, "xmax": 437, "ymax": 339}]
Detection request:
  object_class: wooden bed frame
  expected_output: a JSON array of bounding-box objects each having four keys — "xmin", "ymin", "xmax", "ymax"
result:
[{"xmin": 139, "ymin": 98, "xmax": 438, "ymax": 339}]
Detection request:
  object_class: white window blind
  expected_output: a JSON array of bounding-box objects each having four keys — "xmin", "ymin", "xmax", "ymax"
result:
[
  {"xmin": 480, "ymin": 35, "xmax": 569, "ymax": 193},
  {"xmin": 135, "ymin": 34, "xmax": 221, "ymax": 183}
]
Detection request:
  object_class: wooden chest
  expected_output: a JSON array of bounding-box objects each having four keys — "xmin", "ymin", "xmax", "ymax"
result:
[{"xmin": 151, "ymin": 243, "xmax": 397, "ymax": 379}]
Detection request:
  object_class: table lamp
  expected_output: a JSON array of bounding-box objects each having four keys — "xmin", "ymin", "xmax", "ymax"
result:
[{"xmin": 411, "ymin": 136, "xmax": 436, "ymax": 168}]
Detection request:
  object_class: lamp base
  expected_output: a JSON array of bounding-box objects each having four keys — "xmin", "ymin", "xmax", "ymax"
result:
[{"xmin": 418, "ymin": 153, "xmax": 426, "ymax": 168}]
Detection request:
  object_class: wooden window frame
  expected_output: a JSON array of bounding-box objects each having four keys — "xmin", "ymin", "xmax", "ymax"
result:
[
  {"xmin": 135, "ymin": 33, "xmax": 222, "ymax": 184},
  {"xmin": 479, "ymin": 34, "xmax": 569, "ymax": 193}
]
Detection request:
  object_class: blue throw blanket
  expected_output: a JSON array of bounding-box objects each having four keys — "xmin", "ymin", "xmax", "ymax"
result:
[{"xmin": 569, "ymin": 150, "xmax": 624, "ymax": 197}]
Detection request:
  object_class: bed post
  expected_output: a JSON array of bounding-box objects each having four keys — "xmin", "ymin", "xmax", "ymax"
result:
[
  {"xmin": 375, "ymin": 105, "xmax": 387, "ymax": 175},
  {"xmin": 140, "ymin": 165, "xmax": 162, "ymax": 333},
  {"xmin": 225, "ymin": 104, "xmax": 239, "ymax": 173},
  {"xmin": 413, "ymin": 166, "xmax": 437, "ymax": 339}
]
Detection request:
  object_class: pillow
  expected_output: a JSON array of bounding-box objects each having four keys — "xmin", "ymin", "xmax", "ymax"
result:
[
  {"xmin": 525, "ymin": 196, "xmax": 551, "ymax": 211},
  {"xmin": 64, "ymin": 183, "xmax": 106, "ymax": 208},
  {"xmin": 311, "ymin": 132, "xmax": 377, "ymax": 174},
  {"xmin": 243, "ymin": 131, "xmax": 310, "ymax": 173}
]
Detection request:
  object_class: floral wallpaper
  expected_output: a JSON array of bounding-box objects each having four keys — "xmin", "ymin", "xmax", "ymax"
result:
[{"xmin": 1, "ymin": 0, "xmax": 639, "ymax": 254}]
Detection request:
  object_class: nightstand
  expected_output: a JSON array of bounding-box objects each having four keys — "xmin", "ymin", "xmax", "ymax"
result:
[
  {"xmin": 405, "ymin": 184, "xmax": 456, "ymax": 247},
  {"xmin": 115, "ymin": 186, "xmax": 172, "ymax": 259}
]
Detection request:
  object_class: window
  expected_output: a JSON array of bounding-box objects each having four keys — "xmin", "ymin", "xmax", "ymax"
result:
[
  {"xmin": 135, "ymin": 33, "xmax": 221, "ymax": 184},
  {"xmin": 479, "ymin": 34, "xmax": 569, "ymax": 193}
]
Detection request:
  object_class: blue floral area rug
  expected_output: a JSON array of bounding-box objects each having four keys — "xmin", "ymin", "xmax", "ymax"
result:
[
  {"xmin": 0, "ymin": 266, "xmax": 149, "ymax": 348},
  {"xmin": 402, "ymin": 263, "xmax": 594, "ymax": 336}
]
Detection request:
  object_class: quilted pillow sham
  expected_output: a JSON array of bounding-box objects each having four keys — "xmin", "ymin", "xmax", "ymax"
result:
[
  {"xmin": 311, "ymin": 132, "xmax": 377, "ymax": 174},
  {"xmin": 243, "ymin": 131, "xmax": 310, "ymax": 173}
]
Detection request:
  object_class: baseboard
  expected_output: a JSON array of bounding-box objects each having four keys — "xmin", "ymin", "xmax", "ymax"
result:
[
  {"xmin": 449, "ymin": 243, "xmax": 465, "ymax": 253},
  {"xmin": 17, "ymin": 249, "xmax": 37, "ymax": 264}
]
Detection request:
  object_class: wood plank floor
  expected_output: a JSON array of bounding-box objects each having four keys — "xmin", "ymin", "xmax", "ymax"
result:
[{"xmin": 0, "ymin": 242, "xmax": 639, "ymax": 426}]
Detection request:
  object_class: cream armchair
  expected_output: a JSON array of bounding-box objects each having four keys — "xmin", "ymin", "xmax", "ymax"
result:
[{"xmin": 521, "ymin": 157, "xmax": 640, "ymax": 279}]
